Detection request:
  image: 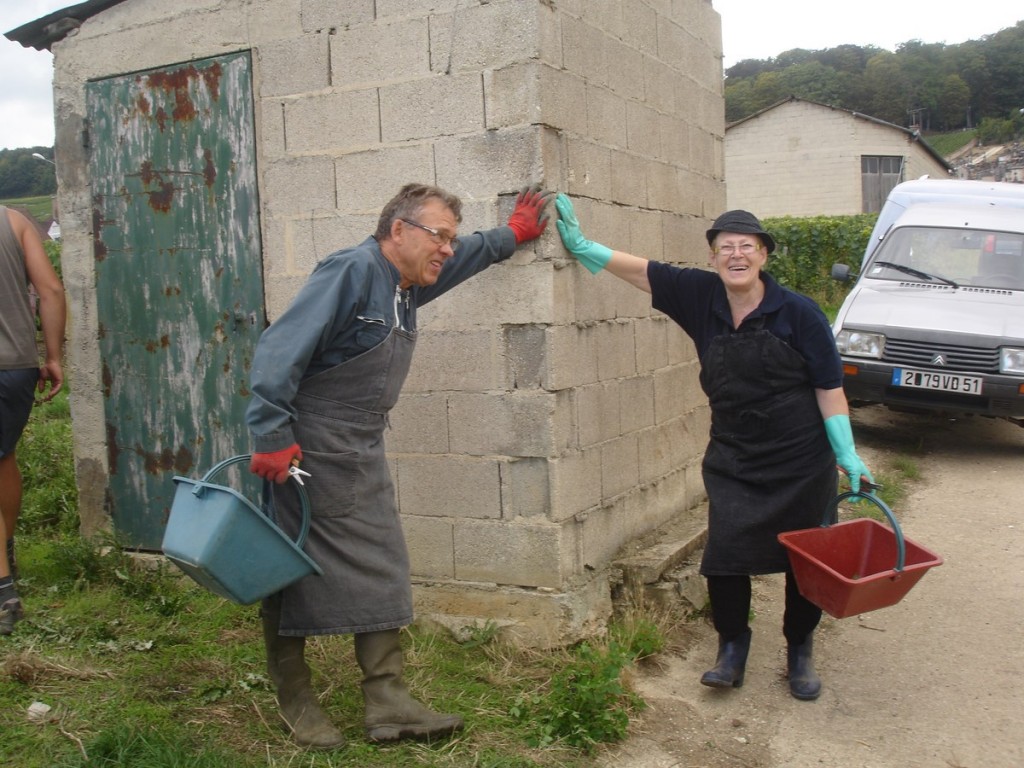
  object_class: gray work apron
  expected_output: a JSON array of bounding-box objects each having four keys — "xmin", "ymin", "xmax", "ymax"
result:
[
  {"xmin": 269, "ymin": 325, "xmax": 417, "ymax": 635},
  {"xmin": 698, "ymin": 326, "xmax": 837, "ymax": 576}
]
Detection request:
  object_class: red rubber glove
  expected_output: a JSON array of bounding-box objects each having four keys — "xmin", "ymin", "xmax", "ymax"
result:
[
  {"xmin": 250, "ymin": 444, "xmax": 302, "ymax": 484},
  {"xmin": 507, "ymin": 185, "xmax": 554, "ymax": 244}
]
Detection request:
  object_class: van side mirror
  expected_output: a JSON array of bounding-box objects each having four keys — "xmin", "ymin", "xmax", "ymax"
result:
[{"xmin": 831, "ymin": 263, "xmax": 852, "ymax": 283}]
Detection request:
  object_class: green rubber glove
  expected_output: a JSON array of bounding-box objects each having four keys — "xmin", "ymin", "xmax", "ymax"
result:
[
  {"xmin": 824, "ymin": 415, "xmax": 874, "ymax": 494},
  {"xmin": 554, "ymin": 193, "xmax": 613, "ymax": 274}
]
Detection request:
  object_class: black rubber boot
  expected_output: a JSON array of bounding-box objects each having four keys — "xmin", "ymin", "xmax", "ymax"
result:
[
  {"xmin": 354, "ymin": 629, "xmax": 463, "ymax": 742},
  {"xmin": 787, "ymin": 635, "xmax": 822, "ymax": 701},
  {"xmin": 261, "ymin": 596, "xmax": 345, "ymax": 749},
  {"xmin": 700, "ymin": 628, "xmax": 752, "ymax": 688}
]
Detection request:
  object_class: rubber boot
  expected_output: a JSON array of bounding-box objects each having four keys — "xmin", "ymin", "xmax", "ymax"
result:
[
  {"xmin": 261, "ymin": 597, "xmax": 345, "ymax": 748},
  {"xmin": 354, "ymin": 629, "xmax": 463, "ymax": 742},
  {"xmin": 700, "ymin": 628, "xmax": 752, "ymax": 688},
  {"xmin": 0, "ymin": 582, "xmax": 22, "ymax": 636},
  {"xmin": 787, "ymin": 635, "xmax": 822, "ymax": 701}
]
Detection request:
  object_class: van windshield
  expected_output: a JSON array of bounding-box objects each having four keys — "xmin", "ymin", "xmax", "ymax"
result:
[{"xmin": 866, "ymin": 226, "xmax": 1024, "ymax": 290}]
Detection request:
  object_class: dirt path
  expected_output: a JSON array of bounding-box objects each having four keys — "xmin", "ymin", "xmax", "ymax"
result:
[{"xmin": 597, "ymin": 406, "xmax": 1024, "ymax": 768}]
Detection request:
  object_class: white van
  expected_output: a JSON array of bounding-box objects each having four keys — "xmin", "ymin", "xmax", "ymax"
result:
[{"xmin": 831, "ymin": 179, "xmax": 1024, "ymax": 425}]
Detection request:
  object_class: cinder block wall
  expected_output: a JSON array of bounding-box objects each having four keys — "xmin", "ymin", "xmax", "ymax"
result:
[{"xmin": 51, "ymin": 0, "xmax": 724, "ymax": 647}]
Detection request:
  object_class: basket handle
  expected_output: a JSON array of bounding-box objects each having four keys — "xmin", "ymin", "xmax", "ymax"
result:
[
  {"xmin": 194, "ymin": 454, "xmax": 313, "ymax": 550},
  {"xmin": 824, "ymin": 491, "xmax": 905, "ymax": 572}
]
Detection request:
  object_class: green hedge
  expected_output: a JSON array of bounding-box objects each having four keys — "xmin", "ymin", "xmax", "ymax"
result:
[{"xmin": 762, "ymin": 213, "xmax": 878, "ymax": 310}]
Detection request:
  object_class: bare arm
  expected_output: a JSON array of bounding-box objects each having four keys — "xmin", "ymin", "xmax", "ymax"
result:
[
  {"xmin": 604, "ymin": 251, "xmax": 652, "ymax": 293},
  {"xmin": 10, "ymin": 209, "xmax": 66, "ymax": 401},
  {"xmin": 814, "ymin": 386, "xmax": 850, "ymax": 421}
]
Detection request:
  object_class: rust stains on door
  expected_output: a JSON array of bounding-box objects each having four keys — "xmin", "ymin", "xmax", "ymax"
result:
[{"xmin": 87, "ymin": 51, "xmax": 265, "ymax": 549}]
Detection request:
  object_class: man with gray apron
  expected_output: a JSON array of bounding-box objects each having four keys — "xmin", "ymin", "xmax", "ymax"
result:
[
  {"xmin": 247, "ymin": 183, "xmax": 552, "ymax": 748},
  {"xmin": 554, "ymin": 196, "xmax": 873, "ymax": 702}
]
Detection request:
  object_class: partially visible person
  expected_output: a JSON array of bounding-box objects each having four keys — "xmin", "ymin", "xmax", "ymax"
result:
[
  {"xmin": 246, "ymin": 183, "xmax": 552, "ymax": 748},
  {"xmin": 0, "ymin": 206, "xmax": 66, "ymax": 636},
  {"xmin": 554, "ymin": 194, "xmax": 872, "ymax": 701}
]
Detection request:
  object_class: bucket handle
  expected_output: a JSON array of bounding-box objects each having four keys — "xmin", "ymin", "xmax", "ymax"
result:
[
  {"xmin": 191, "ymin": 454, "xmax": 313, "ymax": 551},
  {"xmin": 824, "ymin": 491, "xmax": 906, "ymax": 572}
]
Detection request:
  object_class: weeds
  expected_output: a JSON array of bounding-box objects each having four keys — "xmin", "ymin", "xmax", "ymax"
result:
[{"xmin": 4, "ymin": 383, "xmax": 665, "ymax": 766}]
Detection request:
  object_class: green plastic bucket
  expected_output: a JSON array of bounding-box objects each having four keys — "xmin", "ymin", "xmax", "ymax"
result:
[{"xmin": 162, "ymin": 455, "xmax": 322, "ymax": 605}]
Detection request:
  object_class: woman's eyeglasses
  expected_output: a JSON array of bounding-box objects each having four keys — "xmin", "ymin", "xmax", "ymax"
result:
[{"xmin": 714, "ymin": 243, "xmax": 761, "ymax": 257}]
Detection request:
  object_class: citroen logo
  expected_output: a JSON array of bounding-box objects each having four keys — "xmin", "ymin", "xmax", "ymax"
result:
[{"xmin": 932, "ymin": 354, "xmax": 947, "ymax": 366}]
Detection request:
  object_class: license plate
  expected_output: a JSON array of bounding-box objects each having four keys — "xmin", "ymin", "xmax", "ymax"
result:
[{"xmin": 892, "ymin": 368, "xmax": 983, "ymax": 394}]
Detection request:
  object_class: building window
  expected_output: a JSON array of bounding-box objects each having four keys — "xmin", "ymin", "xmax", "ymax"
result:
[{"xmin": 861, "ymin": 156, "xmax": 904, "ymax": 213}]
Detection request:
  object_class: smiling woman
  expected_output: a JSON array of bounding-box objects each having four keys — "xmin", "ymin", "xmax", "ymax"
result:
[{"xmin": 556, "ymin": 194, "xmax": 875, "ymax": 700}]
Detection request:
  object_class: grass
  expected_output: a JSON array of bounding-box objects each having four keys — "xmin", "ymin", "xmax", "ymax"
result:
[
  {"xmin": 0, "ymin": 194, "xmax": 53, "ymax": 224},
  {"xmin": 4, "ymin": 383, "xmax": 922, "ymax": 766},
  {"xmin": 3, "ymin": 388, "xmax": 674, "ymax": 768},
  {"xmin": 923, "ymin": 130, "xmax": 977, "ymax": 158}
]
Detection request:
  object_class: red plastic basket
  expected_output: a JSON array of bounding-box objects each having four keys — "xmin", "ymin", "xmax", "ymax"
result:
[{"xmin": 778, "ymin": 492, "xmax": 943, "ymax": 619}]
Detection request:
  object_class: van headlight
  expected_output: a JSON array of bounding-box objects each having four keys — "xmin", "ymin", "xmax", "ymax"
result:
[
  {"xmin": 835, "ymin": 330, "xmax": 885, "ymax": 359},
  {"xmin": 1000, "ymin": 347, "xmax": 1024, "ymax": 375}
]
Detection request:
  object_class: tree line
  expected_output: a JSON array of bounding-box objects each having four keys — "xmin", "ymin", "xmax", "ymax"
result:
[
  {"xmin": 725, "ymin": 20, "xmax": 1024, "ymax": 140},
  {"xmin": 0, "ymin": 147, "xmax": 57, "ymax": 199}
]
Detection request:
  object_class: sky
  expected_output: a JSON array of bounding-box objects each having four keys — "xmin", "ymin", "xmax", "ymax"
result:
[{"xmin": 1, "ymin": 1, "xmax": 1022, "ymax": 151}]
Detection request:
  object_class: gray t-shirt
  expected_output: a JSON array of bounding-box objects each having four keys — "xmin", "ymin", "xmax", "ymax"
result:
[{"xmin": 0, "ymin": 207, "xmax": 39, "ymax": 370}]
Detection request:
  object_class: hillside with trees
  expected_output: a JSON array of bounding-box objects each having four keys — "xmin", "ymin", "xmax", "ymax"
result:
[
  {"xmin": 725, "ymin": 20, "xmax": 1024, "ymax": 143},
  {"xmin": 0, "ymin": 147, "xmax": 57, "ymax": 199}
]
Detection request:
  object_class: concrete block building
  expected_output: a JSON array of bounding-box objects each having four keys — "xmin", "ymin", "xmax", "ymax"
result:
[
  {"xmin": 8, "ymin": 0, "xmax": 726, "ymax": 647},
  {"xmin": 725, "ymin": 96, "xmax": 952, "ymax": 217}
]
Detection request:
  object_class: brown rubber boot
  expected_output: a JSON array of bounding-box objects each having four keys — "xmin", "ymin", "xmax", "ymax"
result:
[
  {"xmin": 261, "ymin": 596, "xmax": 345, "ymax": 749},
  {"xmin": 354, "ymin": 629, "xmax": 463, "ymax": 743}
]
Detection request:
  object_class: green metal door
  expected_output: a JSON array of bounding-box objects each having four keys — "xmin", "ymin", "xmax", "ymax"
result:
[{"xmin": 87, "ymin": 51, "xmax": 265, "ymax": 550}]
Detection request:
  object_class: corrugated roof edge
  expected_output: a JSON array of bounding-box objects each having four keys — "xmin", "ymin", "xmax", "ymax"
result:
[{"xmin": 4, "ymin": 0, "xmax": 129, "ymax": 51}]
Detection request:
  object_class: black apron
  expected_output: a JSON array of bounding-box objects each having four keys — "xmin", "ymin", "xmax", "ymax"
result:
[
  {"xmin": 270, "ymin": 325, "xmax": 417, "ymax": 635},
  {"xmin": 699, "ymin": 325, "xmax": 836, "ymax": 576}
]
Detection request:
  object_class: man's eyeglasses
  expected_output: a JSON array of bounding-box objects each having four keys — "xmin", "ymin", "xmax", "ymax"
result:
[
  {"xmin": 714, "ymin": 243, "xmax": 761, "ymax": 257},
  {"xmin": 401, "ymin": 219, "xmax": 460, "ymax": 249}
]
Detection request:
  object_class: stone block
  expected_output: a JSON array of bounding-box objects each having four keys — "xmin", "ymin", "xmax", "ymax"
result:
[
  {"xmin": 257, "ymin": 33, "xmax": 331, "ymax": 97},
  {"xmin": 576, "ymin": 381, "xmax": 621, "ymax": 448},
  {"xmin": 427, "ymin": 1, "xmax": 538, "ymax": 74},
  {"xmin": 501, "ymin": 457, "xmax": 551, "ymax": 520},
  {"xmin": 549, "ymin": 447, "xmax": 603, "ymax": 523},
  {"xmin": 404, "ymin": 515, "xmax": 455, "ymax": 579},
  {"xmin": 601, "ymin": 433, "xmax": 640, "ymax": 498},
  {"xmin": 454, "ymin": 518, "xmax": 563, "ymax": 588},
  {"xmin": 412, "ymin": 571, "xmax": 613, "ymax": 649},
  {"xmin": 542, "ymin": 323, "xmax": 600, "ymax": 391},
  {"xmin": 561, "ymin": 13, "xmax": 608, "ymax": 87},
  {"xmin": 388, "ymin": 392, "xmax": 451, "ymax": 454},
  {"xmin": 565, "ymin": 138, "xmax": 612, "ymax": 199},
  {"xmin": 417, "ymin": 260, "xmax": 556, "ymax": 329},
  {"xmin": 300, "ymin": 0, "xmax": 375, "ymax": 30},
  {"xmin": 610, "ymin": 151, "xmax": 648, "ymax": 209},
  {"xmin": 262, "ymin": 156, "xmax": 336, "ymax": 216},
  {"xmin": 335, "ymin": 145, "xmax": 436, "ymax": 213},
  {"xmin": 404, "ymin": 329, "xmax": 505, "ymax": 392},
  {"xmin": 396, "ymin": 455, "xmax": 502, "ymax": 519},
  {"xmin": 619, "ymin": 375, "xmax": 655, "ymax": 433},
  {"xmin": 309, "ymin": 213, "xmax": 380, "ymax": 262},
  {"xmin": 434, "ymin": 127, "xmax": 543, "ymax": 200},
  {"xmin": 331, "ymin": 17, "xmax": 429, "ymax": 86},
  {"xmin": 380, "ymin": 74, "xmax": 484, "ymax": 142},
  {"xmin": 596, "ymin": 320, "xmax": 637, "ymax": 380},
  {"xmin": 586, "ymin": 84, "xmax": 628, "ymax": 149},
  {"xmin": 284, "ymin": 88, "xmax": 380, "ymax": 152},
  {"xmin": 448, "ymin": 391, "xmax": 559, "ymax": 458},
  {"xmin": 634, "ymin": 315, "xmax": 670, "ymax": 372}
]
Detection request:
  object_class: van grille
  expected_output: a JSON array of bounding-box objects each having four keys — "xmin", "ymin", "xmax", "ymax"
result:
[{"xmin": 882, "ymin": 338, "xmax": 1000, "ymax": 372}]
